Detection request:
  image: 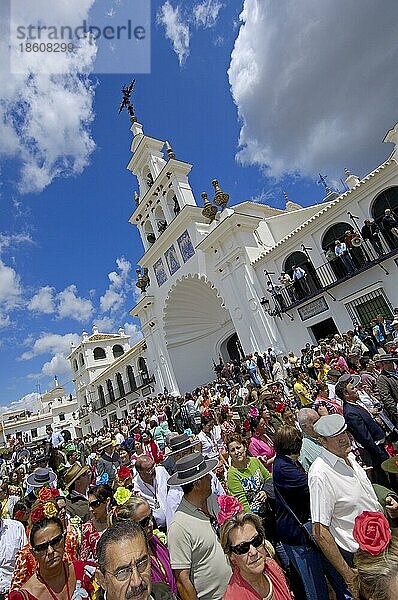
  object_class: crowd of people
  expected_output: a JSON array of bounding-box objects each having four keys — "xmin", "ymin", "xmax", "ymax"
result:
[{"xmin": 1, "ymin": 318, "xmax": 398, "ymax": 600}]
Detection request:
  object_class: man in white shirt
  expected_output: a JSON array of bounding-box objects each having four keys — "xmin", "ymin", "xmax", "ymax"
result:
[
  {"xmin": 46, "ymin": 425, "xmax": 64, "ymax": 448},
  {"xmin": 309, "ymin": 414, "xmax": 383, "ymax": 594},
  {"xmin": 0, "ymin": 518, "xmax": 27, "ymax": 597},
  {"xmin": 133, "ymin": 456, "xmax": 169, "ymax": 529}
]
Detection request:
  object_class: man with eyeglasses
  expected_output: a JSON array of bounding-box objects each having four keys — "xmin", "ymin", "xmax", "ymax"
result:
[
  {"xmin": 0, "ymin": 513, "xmax": 27, "ymax": 599},
  {"xmin": 96, "ymin": 520, "xmax": 176, "ymax": 600}
]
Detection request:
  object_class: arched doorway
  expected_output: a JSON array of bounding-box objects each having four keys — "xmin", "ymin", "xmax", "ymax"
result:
[
  {"xmin": 371, "ymin": 186, "xmax": 398, "ymax": 222},
  {"xmin": 322, "ymin": 222, "xmax": 355, "ymax": 278},
  {"xmin": 321, "ymin": 222, "xmax": 354, "ymax": 250},
  {"xmin": 284, "ymin": 250, "xmax": 320, "ymax": 295},
  {"xmin": 163, "ymin": 275, "xmax": 235, "ymax": 393},
  {"xmin": 219, "ymin": 333, "xmax": 244, "ymax": 364},
  {"xmin": 371, "ymin": 187, "xmax": 398, "ymax": 250}
]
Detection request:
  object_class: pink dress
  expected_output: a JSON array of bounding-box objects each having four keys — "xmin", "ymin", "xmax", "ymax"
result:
[
  {"xmin": 248, "ymin": 434, "xmax": 275, "ymax": 471},
  {"xmin": 223, "ymin": 560, "xmax": 291, "ymax": 600}
]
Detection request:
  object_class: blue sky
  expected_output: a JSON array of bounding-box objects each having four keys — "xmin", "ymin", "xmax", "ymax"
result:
[{"xmin": 1, "ymin": 0, "xmax": 398, "ymax": 413}]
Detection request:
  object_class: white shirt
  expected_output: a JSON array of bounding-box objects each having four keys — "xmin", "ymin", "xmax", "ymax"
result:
[
  {"xmin": 0, "ymin": 519, "xmax": 27, "ymax": 593},
  {"xmin": 308, "ymin": 449, "xmax": 382, "ymax": 552},
  {"xmin": 198, "ymin": 430, "xmax": 218, "ymax": 459},
  {"xmin": 133, "ymin": 465, "xmax": 169, "ymax": 527},
  {"xmin": 51, "ymin": 431, "xmax": 64, "ymax": 448},
  {"xmin": 166, "ymin": 472, "xmax": 224, "ymax": 529}
]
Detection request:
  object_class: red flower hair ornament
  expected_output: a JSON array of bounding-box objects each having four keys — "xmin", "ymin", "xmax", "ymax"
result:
[
  {"xmin": 38, "ymin": 487, "xmax": 60, "ymax": 502},
  {"xmin": 30, "ymin": 505, "xmax": 45, "ymax": 524},
  {"xmin": 353, "ymin": 511, "xmax": 392, "ymax": 556},
  {"xmin": 118, "ymin": 466, "xmax": 132, "ymax": 480},
  {"xmin": 217, "ymin": 495, "xmax": 244, "ymax": 526}
]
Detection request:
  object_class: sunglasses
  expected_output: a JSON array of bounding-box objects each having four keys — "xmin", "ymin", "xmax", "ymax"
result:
[
  {"xmin": 137, "ymin": 512, "xmax": 152, "ymax": 529},
  {"xmin": 230, "ymin": 531, "xmax": 264, "ymax": 555},
  {"xmin": 89, "ymin": 499, "xmax": 104, "ymax": 509},
  {"xmin": 33, "ymin": 532, "xmax": 65, "ymax": 554}
]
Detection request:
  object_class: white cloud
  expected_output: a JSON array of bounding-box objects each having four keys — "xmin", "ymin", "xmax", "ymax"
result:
[
  {"xmin": 57, "ymin": 285, "xmax": 94, "ymax": 322},
  {"xmin": 0, "ymin": 392, "xmax": 41, "ymax": 416},
  {"xmin": 0, "ymin": 259, "xmax": 23, "ymax": 310},
  {"xmin": 41, "ymin": 354, "xmax": 71, "ymax": 378},
  {"xmin": 157, "ymin": 2, "xmax": 190, "ymax": 66},
  {"xmin": 93, "ymin": 316, "xmax": 116, "ymax": 332},
  {"xmin": 194, "ymin": 0, "xmax": 223, "ymax": 28},
  {"xmin": 228, "ymin": 0, "xmax": 398, "ymax": 180},
  {"xmin": 1, "ymin": 1, "xmax": 97, "ymax": 193},
  {"xmin": 0, "ymin": 233, "xmax": 33, "ymax": 252},
  {"xmin": 99, "ymin": 257, "xmax": 132, "ymax": 314},
  {"xmin": 20, "ymin": 332, "xmax": 80, "ymax": 361},
  {"xmin": 123, "ymin": 322, "xmax": 144, "ymax": 346},
  {"xmin": 28, "ymin": 286, "xmax": 56, "ymax": 314}
]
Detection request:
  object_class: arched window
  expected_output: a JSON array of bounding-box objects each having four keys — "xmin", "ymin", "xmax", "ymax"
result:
[
  {"xmin": 112, "ymin": 344, "xmax": 124, "ymax": 359},
  {"xmin": 321, "ymin": 222, "xmax": 354, "ymax": 251},
  {"xmin": 371, "ymin": 186, "xmax": 398, "ymax": 223},
  {"xmin": 73, "ymin": 359, "xmax": 78, "ymax": 372},
  {"xmin": 106, "ymin": 379, "xmax": 115, "ymax": 403},
  {"xmin": 143, "ymin": 220, "xmax": 156, "ymax": 246},
  {"xmin": 154, "ymin": 204, "xmax": 167, "ymax": 233},
  {"xmin": 93, "ymin": 347, "xmax": 106, "ymax": 360},
  {"xmin": 79, "ymin": 353, "xmax": 84, "ymax": 366},
  {"xmin": 138, "ymin": 357, "xmax": 149, "ymax": 383},
  {"xmin": 98, "ymin": 385, "xmax": 105, "ymax": 408},
  {"xmin": 283, "ymin": 250, "xmax": 321, "ymax": 293},
  {"xmin": 116, "ymin": 373, "xmax": 125, "ymax": 397},
  {"xmin": 127, "ymin": 365, "xmax": 136, "ymax": 391},
  {"xmin": 166, "ymin": 190, "xmax": 180, "ymax": 218}
]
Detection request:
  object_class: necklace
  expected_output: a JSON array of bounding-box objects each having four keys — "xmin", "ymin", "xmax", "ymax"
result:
[
  {"xmin": 140, "ymin": 478, "xmax": 160, "ymax": 509},
  {"xmin": 261, "ymin": 572, "xmax": 273, "ymax": 600},
  {"xmin": 37, "ymin": 561, "xmax": 71, "ymax": 600}
]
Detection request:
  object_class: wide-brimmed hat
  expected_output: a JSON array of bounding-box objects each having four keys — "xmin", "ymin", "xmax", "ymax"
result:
[
  {"xmin": 374, "ymin": 353, "xmax": 398, "ymax": 363},
  {"xmin": 337, "ymin": 373, "xmax": 361, "ymax": 387},
  {"xmin": 64, "ymin": 463, "xmax": 91, "ymax": 489},
  {"xmin": 167, "ymin": 452, "xmax": 217, "ymax": 487},
  {"xmin": 26, "ymin": 467, "xmax": 56, "ymax": 488},
  {"xmin": 167, "ymin": 434, "xmax": 199, "ymax": 456},
  {"xmin": 314, "ymin": 414, "xmax": 347, "ymax": 438},
  {"xmin": 381, "ymin": 457, "xmax": 398, "ymax": 473},
  {"xmin": 97, "ymin": 438, "xmax": 114, "ymax": 453}
]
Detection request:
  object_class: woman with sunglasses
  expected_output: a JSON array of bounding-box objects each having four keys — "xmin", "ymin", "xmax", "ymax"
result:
[
  {"xmin": 9, "ymin": 500, "xmax": 96, "ymax": 600},
  {"xmin": 111, "ymin": 495, "xmax": 177, "ymax": 594},
  {"xmin": 10, "ymin": 494, "xmax": 78, "ymax": 591},
  {"xmin": 220, "ymin": 511, "xmax": 291, "ymax": 600},
  {"xmin": 80, "ymin": 484, "xmax": 113, "ymax": 561}
]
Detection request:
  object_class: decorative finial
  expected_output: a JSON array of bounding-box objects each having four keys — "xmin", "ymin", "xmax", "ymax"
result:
[
  {"xmin": 135, "ymin": 267, "xmax": 150, "ymax": 294},
  {"xmin": 201, "ymin": 192, "xmax": 217, "ymax": 222},
  {"xmin": 283, "ymin": 191, "xmax": 290, "ymax": 202},
  {"xmin": 134, "ymin": 191, "xmax": 139, "ymax": 207},
  {"xmin": 318, "ymin": 173, "xmax": 332, "ymax": 195},
  {"xmin": 118, "ymin": 79, "xmax": 137, "ymax": 123},
  {"xmin": 165, "ymin": 141, "xmax": 175, "ymax": 160},
  {"xmin": 344, "ymin": 168, "xmax": 351, "ymax": 176},
  {"xmin": 212, "ymin": 179, "xmax": 229, "ymax": 211}
]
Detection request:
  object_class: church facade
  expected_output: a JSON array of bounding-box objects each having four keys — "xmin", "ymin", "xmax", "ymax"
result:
[{"xmin": 125, "ymin": 119, "xmax": 398, "ymax": 396}]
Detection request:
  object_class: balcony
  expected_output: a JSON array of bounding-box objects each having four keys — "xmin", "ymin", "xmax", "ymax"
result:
[
  {"xmin": 263, "ymin": 240, "xmax": 398, "ymax": 315},
  {"xmin": 93, "ymin": 374, "xmax": 155, "ymax": 412}
]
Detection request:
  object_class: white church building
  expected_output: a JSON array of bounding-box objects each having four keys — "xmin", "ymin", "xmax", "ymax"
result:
[
  {"xmin": 126, "ymin": 116, "xmax": 398, "ymax": 396},
  {"xmin": 68, "ymin": 326, "xmax": 154, "ymax": 433}
]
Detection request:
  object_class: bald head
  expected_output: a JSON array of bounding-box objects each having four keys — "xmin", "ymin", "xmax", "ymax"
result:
[{"xmin": 298, "ymin": 408, "xmax": 319, "ymax": 438}]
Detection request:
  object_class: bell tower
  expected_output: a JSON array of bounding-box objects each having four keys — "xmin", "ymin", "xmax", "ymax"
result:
[{"xmin": 127, "ymin": 120, "xmax": 198, "ymax": 253}]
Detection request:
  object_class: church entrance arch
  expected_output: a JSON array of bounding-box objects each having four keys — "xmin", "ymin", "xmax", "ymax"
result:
[
  {"xmin": 219, "ymin": 333, "xmax": 244, "ymax": 364},
  {"xmin": 163, "ymin": 275, "xmax": 235, "ymax": 393}
]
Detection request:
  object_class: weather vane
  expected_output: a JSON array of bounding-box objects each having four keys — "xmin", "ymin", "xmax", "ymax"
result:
[{"xmin": 118, "ymin": 79, "xmax": 136, "ymax": 122}]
